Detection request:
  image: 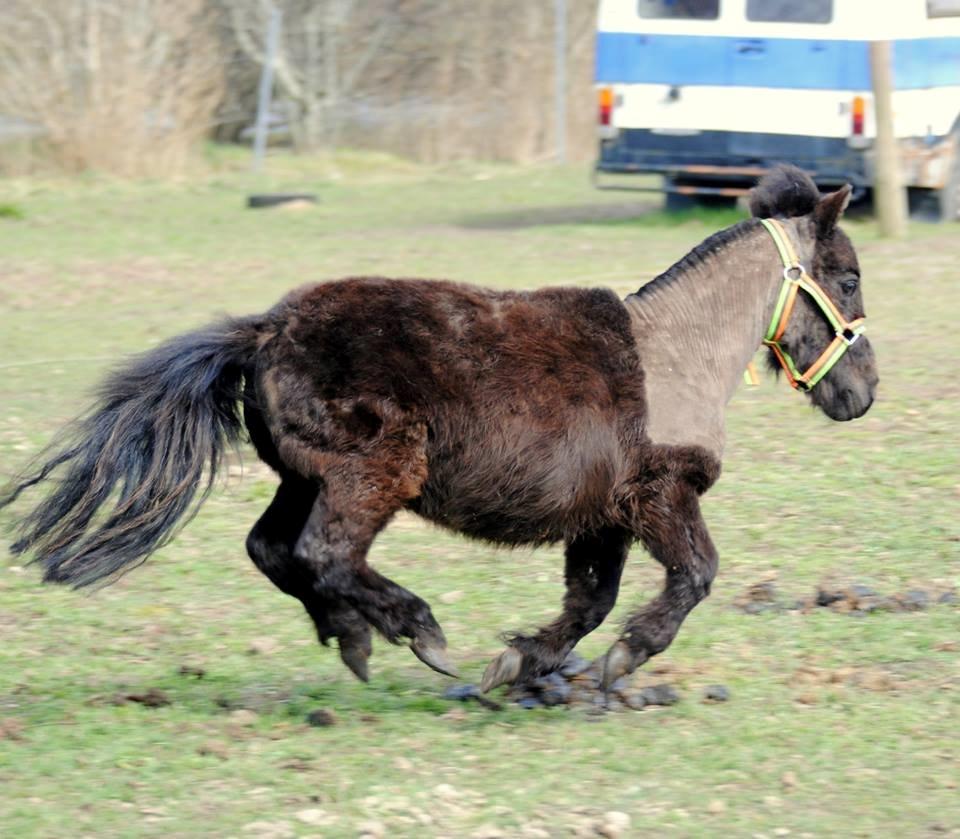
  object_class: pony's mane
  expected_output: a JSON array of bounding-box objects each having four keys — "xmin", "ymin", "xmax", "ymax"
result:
[
  {"xmin": 632, "ymin": 218, "xmax": 760, "ymax": 299},
  {"xmin": 633, "ymin": 165, "xmax": 821, "ymax": 299}
]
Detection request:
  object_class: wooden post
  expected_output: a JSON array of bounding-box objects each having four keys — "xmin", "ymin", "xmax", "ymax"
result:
[
  {"xmin": 554, "ymin": 0, "xmax": 567, "ymax": 163},
  {"xmin": 252, "ymin": 5, "xmax": 282, "ymax": 173},
  {"xmin": 869, "ymin": 41, "xmax": 907, "ymax": 237}
]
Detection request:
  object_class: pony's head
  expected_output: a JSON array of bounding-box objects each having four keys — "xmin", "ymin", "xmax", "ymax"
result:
[{"xmin": 749, "ymin": 166, "xmax": 878, "ymax": 421}]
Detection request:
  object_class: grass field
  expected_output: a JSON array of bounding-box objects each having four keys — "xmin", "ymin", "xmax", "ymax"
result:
[{"xmin": 1, "ymin": 153, "xmax": 958, "ymax": 838}]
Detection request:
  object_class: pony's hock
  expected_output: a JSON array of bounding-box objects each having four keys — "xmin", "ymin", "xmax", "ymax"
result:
[{"xmin": 1, "ymin": 166, "xmax": 879, "ymax": 696}]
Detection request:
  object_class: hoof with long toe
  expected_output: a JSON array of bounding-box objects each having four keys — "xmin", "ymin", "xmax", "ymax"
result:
[
  {"xmin": 599, "ymin": 641, "xmax": 638, "ymax": 692},
  {"xmin": 480, "ymin": 647, "xmax": 524, "ymax": 693},
  {"xmin": 410, "ymin": 637, "xmax": 459, "ymax": 678},
  {"xmin": 339, "ymin": 637, "xmax": 371, "ymax": 683}
]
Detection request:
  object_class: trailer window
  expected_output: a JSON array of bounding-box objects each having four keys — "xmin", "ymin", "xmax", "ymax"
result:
[
  {"xmin": 637, "ymin": 0, "xmax": 720, "ymax": 20},
  {"xmin": 927, "ymin": 0, "xmax": 960, "ymax": 17},
  {"xmin": 746, "ymin": 0, "xmax": 832, "ymax": 23}
]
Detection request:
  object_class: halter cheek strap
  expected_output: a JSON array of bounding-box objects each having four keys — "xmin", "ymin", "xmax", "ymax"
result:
[{"xmin": 759, "ymin": 218, "xmax": 866, "ymax": 392}]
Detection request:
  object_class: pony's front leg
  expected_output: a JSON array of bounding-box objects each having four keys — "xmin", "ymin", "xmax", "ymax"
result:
[
  {"xmin": 599, "ymin": 487, "xmax": 718, "ymax": 690},
  {"xmin": 481, "ymin": 528, "xmax": 630, "ymax": 692}
]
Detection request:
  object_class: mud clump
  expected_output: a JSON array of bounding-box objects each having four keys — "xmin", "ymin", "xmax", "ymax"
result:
[
  {"xmin": 703, "ymin": 684, "xmax": 731, "ymax": 703},
  {"xmin": 443, "ymin": 651, "xmax": 692, "ymax": 713},
  {"xmin": 812, "ymin": 582, "xmax": 955, "ymax": 616},
  {"xmin": 737, "ymin": 579, "xmax": 957, "ymax": 617},
  {"xmin": 114, "ymin": 688, "xmax": 171, "ymax": 708},
  {"xmin": 305, "ymin": 708, "xmax": 338, "ymax": 728}
]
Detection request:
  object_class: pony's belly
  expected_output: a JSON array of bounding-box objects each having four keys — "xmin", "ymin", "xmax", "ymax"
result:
[
  {"xmin": 409, "ymin": 501, "xmax": 568, "ymax": 545},
  {"xmin": 410, "ymin": 424, "xmax": 625, "ymax": 545}
]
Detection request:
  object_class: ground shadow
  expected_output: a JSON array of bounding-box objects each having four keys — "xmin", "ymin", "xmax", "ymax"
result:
[{"xmin": 458, "ymin": 200, "xmax": 660, "ymax": 230}]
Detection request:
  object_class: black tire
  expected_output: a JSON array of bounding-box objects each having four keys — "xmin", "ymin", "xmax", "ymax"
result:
[
  {"xmin": 938, "ymin": 132, "xmax": 960, "ymax": 222},
  {"xmin": 907, "ymin": 187, "xmax": 941, "ymax": 223},
  {"xmin": 247, "ymin": 194, "xmax": 318, "ymax": 209},
  {"xmin": 664, "ymin": 191, "xmax": 697, "ymax": 212}
]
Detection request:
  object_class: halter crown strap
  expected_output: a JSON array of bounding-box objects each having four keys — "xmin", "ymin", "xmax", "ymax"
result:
[{"xmin": 758, "ymin": 218, "xmax": 866, "ymax": 392}]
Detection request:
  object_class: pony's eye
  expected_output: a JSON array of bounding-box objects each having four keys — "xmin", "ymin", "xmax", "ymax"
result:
[{"xmin": 841, "ymin": 278, "xmax": 859, "ymax": 295}]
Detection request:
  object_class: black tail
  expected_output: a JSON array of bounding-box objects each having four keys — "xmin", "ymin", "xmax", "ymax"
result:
[{"xmin": 0, "ymin": 316, "xmax": 263, "ymax": 587}]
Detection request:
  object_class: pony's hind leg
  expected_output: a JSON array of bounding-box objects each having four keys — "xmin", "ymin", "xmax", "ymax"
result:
[
  {"xmin": 481, "ymin": 528, "xmax": 630, "ymax": 692},
  {"xmin": 292, "ymin": 453, "xmax": 458, "ymax": 679},
  {"xmin": 246, "ymin": 477, "xmax": 373, "ymax": 681}
]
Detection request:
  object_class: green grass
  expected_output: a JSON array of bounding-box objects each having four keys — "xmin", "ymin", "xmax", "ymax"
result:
[
  {"xmin": 1, "ymin": 153, "xmax": 958, "ymax": 838},
  {"xmin": 0, "ymin": 202, "xmax": 24, "ymax": 220}
]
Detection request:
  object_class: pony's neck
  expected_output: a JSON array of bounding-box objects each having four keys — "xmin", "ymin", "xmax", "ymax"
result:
[{"xmin": 623, "ymin": 218, "xmax": 810, "ymax": 457}]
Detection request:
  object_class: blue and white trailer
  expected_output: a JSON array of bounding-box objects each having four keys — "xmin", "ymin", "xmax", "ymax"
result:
[{"xmin": 594, "ymin": 0, "xmax": 960, "ymax": 219}]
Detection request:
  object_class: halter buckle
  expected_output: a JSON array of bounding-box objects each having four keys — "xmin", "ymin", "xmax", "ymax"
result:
[{"xmin": 839, "ymin": 327, "xmax": 860, "ymax": 346}]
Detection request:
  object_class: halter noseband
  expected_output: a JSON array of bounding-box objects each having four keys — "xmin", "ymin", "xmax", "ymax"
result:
[{"xmin": 759, "ymin": 218, "xmax": 866, "ymax": 392}]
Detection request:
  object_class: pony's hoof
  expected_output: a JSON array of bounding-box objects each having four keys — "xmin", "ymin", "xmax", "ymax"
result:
[
  {"xmin": 339, "ymin": 639, "xmax": 371, "ymax": 683},
  {"xmin": 410, "ymin": 637, "xmax": 459, "ymax": 678},
  {"xmin": 599, "ymin": 641, "xmax": 635, "ymax": 691},
  {"xmin": 480, "ymin": 647, "xmax": 523, "ymax": 693}
]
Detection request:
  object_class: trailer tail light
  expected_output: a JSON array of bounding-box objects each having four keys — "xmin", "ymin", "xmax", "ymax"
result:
[
  {"xmin": 598, "ymin": 86, "xmax": 614, "ymax": 126},
  {"xmin": 851, "ymin": 95, "xmax": 865, "ymax": 136}
]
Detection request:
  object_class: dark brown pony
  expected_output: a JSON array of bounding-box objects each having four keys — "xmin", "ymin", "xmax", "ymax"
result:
[{"xmin": 1, "ymin": 166, "xmax": 878, "ymax": 692}]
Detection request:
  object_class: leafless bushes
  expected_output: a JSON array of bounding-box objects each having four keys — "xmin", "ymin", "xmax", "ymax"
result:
[
  {"xmin": 372, "ymin": 0, "xmax": 597, "ymax": 164},
  {"xmin": 0, "ymin": 0, "xmax": 224, "ymax": 176},
  {"xmin": 224, "ymin": 0, "xmax": 598, "ymax": 163},
  {"xmin": 228, "ymin": 0, "xmax": 408, "ymax": 152},
  {"xmin": 0, "ymin": 0, "xmax": 599, "ymax": 175}
]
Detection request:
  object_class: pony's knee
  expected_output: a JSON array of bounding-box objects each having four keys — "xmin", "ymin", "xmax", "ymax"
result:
[
  {"xmin": 670, "ymin": 553, "xmax": 718, "ymax": 606},
  {"xmin": 689, "ymin": 554, "xmax": 719, "ymax": 603},
  {"xmin": 691, "ymin": 573, "xmax": 712, "ymax": 603}
]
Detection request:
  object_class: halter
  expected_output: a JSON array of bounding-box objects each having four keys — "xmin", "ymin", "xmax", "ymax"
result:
[{"xmin": 758, "ymin": 218, "xmax": 866, "ymax": 392}]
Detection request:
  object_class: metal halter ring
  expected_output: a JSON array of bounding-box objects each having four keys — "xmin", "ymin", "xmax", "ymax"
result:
[{"xmin": 839, "ymin": 327, "xmax": 861, "ymax": 346}]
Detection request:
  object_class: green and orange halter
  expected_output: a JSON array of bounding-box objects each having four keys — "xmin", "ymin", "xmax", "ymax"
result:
[{"xmin": 754, "ymin": 217, "xmax": 866, "ymax": 392}]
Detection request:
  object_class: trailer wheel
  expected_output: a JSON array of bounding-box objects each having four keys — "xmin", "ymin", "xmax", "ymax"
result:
[
  {"xmin": 938, "ymin": 130, "xmax": 960, "ymax": 222},
  {"xmin": 664, "ymin": 191, "xmax": 697, "ymax": 212}
]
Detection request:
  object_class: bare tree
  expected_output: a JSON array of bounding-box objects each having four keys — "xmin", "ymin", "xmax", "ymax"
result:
[
  {"xmin": 221, "ymin": 0, "xmax": 600, "ymax": 162},
  {"xmin": 0, "ymin": 0, "xmax": 224, "ymax": 176},
  {"xmin": 330, "ymin": 0, "xmax": 600, "ymax": 163},
  {"xmin": 225, "ymin": 0, "xmax": 404, "ymax": 151}
]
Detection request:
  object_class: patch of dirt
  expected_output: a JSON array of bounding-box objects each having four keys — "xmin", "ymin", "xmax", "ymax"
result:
[
  {"xmin": 0, "ymin": 717, "xmax": 25, "ymax": 741},
  {"xmin": 214, "ymin": 686, "xmax": 294, "ymax": 714},
  {"xmin": 788, "ymin": 653, "xmax": 960, "ymax": 700},
  {"xmin": 0, "ymin": 258, "xmax": 190, "ymax": 311},
  {"xmin": 197, "ymin": 741, "xmax": 230, "ymax": 760}
]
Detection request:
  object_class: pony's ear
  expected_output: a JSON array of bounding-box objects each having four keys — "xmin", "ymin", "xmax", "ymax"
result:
[{"xmin": 813, "ymin": 184, "xmax": 852, "ymax": 236}]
